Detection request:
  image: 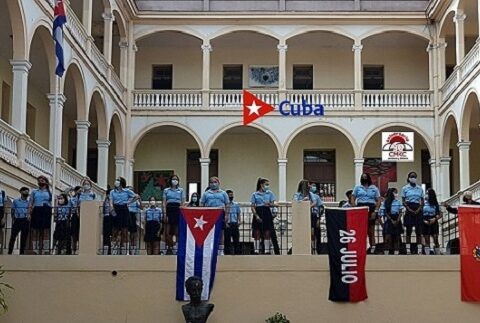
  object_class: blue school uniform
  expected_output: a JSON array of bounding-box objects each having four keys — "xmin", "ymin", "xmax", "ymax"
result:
[
  {"xmin": 201, "ymin": 189, "xmax": 229, "ymax": 207},
  {"xmin": 163, "ymin": 187, "xmax": 185, "ymax": 204},
  {"xmin": 352, "ymin": 185, "xmax": 380, "ymax": 204},
  {"xmin": 78, "ymin": 191, "xmax": 96, "ymax": 204},
  {"xmin": 12, "ymin": 198, "xmax": 29, "ymax": 219},
  {"xmin": 379, "ymin": 199, "xmax": 404, "ymax": 236},
  {"xmin": 250, "ymin": 191, "xmax": 276, "ymax": 206},
  {"xmin": 145, "ymin": 207, "xmax": 163, "ymax": 222}
]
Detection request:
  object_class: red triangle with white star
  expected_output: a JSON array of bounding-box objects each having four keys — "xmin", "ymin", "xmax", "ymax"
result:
[
  {"xmin": 243, "ymin": 90, "xmax": 275, "ymax": 125},
  {"xmin": 182, "ymin": 208, "xmax": 224, "ymax": 247}
]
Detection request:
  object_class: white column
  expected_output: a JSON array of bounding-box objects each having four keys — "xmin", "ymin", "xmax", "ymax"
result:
[
  {"xmin": 352, "ymin": 42, "xmax": 363, "ymax": 109},
  {"xmin": 127, "ymin": 159, "xmax": 135, "ymax": 185},
  {"xmin": 102, "ymin": 12, "xmax": 114, "ymax": 63},
  {"xmin": 82, "ymin": 0, "xmax": 93, "ymax": 35},
  {"xmin": 437, "ymin": 41, "xmax": 447, "ymax": 84},
  {"xmin": 278, "ymin": 159, "xmax": 288, "ymax": 202},
  {"xmin": 277, "ymin": 42, "xmax": 288, "ymax": 101},
  {"xmin": 47, "ymin": 93, "xmax": 66, "ymax": 158},
  {"xmin": 75, "ymin": 120, "xmax": 90, "ymax": 175},
  {"xmin": 119, "ymin": 40, "xmax": 129, "ymax": 84},
  {"xmin": 439, "ymin": 157, "xmax": 451, "ymax": 200},
  {"xmin": 200, "ymin": 158, "xmax": 210, "ymax": 192},
  {"xmin": 454, "ymin": 11, "xmax": 466, "ymax": 65},
  {"xmin": 96, "ymin": 139, "xmax": 110, "ymax": 189},
  {"xmin": 114, "ymin": 155, "xmax": 126, "ymax": 178},
  {"xmin": 10, "ymin": 60, "xmax": 31, "ymax": 133},
  {"xmin": 457, "ymin": 141, "xmax": 471, "ymax": 190},
  {"xmin": 354, "ymin": 158, "xmax": 364, "ymax": 183},
  {"xmin": 429, "ymin": 158, "xmax": 437, "ymax": 192},
  {"xmin": 201, "ymin": 42, "xmax": 212, "ymax": 107},
  {"xmin": 427, "ymin": 43, "xmax": 435, "ymax": 91}
]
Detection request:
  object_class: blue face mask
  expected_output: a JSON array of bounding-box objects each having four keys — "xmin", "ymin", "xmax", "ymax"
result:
[
  {"xmin": 210, "ymin": 183, "xmax": 219, "ymax": 190},
  {"xmin": 310, "ymin": 186, "xmax": 317, "ymax": 193},
  {"xmin": 263, "ymin": 184, "xmax": 270, "ymax": 192}
]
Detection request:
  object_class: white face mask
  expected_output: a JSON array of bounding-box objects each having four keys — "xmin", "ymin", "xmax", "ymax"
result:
[
  {"xmin": 114, "ymin": 180, "xmax": 121, "ymax": 188},
  {"xmin": 83, "ymin": 184, "xmax": 91, "ymax": 191},
  {"xmin": 409, "ymin": 177, "xmax": 417, "ymax": 184},
  {"xmin": 192, "ymin": 197, "xmax": 198, "ymax": 202},
  {"xmin": 171, "ymin": 179, "xmax": 179, "ymax": 186}
]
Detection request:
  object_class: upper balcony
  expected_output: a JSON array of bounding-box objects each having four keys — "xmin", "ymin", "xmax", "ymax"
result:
[{"xmin": 132, "ymin": 0, "xmax": 429, "ymax": 12}]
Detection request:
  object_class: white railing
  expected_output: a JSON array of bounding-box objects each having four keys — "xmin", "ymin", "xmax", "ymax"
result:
[
  {"xmin": 91, "ymin": 45, "xmax": 109, "ymax": 78},
  {"xmin": 60, "ymin": 162, "xmax": 85, "ymax": 189},
  {"xmin": 111, "ymin": 71, "xmax": 125, "ymax": 97},
  {"xmin": 459, "ymin": 41, "xmax": 480, "ymax": 80},
  {"xmin": 286, "ymin": 90, "xmax": 354, "ymax": 109},
  {"xmin": 133, "ymin": 90, "xmax": 203, "ymax": 108},
  {"xmin": 209, "ymin": 90, "xmax": 279, "ymax": 108},
  {"xmin": 24, "ymin": 140, "xmax": 54, "ymax": 177},
  {"xmin": 0, "ymin": 120, "xmax": 19, "ymax": 166},
  {"xmin": 363, "ymin": 90, "xmax": 432, "ymax": 109},
  {"xmin": 441, "ymin": 73, "xmax": 458, "ymax": 101},
  {"xmin": 65, "ymin": 6, "xmax": 89, "ymax": 50}
]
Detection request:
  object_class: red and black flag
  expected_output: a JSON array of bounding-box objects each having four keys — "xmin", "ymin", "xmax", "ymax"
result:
[
  {"xmin": 458, "ymin": 206, "xmax": 480, "ymax": 302},
  {"xmin": 326, "ymin": 207, "xmax": 368, "ymax": 302}
]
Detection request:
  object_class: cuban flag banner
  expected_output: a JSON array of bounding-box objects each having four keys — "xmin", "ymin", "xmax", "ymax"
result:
[
  {"xmin": 53, "ymin": 0, "xmax": 67, "ymax": 77},
  {"xmin": 176, "ymin": 207, "xmax": 224, "ymax": 301}
]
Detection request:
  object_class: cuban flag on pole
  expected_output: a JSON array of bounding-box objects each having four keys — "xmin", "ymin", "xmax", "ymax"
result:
[
  {"xmin": 176, "ymin": 207, "xmax": 224, "ymax": 301},
  {"xmin": 53, "ymin": 0, "xmax": 67, "ymax": 77}
]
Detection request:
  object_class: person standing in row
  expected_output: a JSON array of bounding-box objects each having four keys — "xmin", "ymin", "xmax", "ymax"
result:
[
  {"xmin": 187, "ymin": 192, "xmax": 200, "ymax": 207},
  {"xmin": 163, "ymin": 175, "xmax": 186, "ymax": 255},
  {"xmin": 144, "ymin": 196, "xmax": 163, "ymax": 255},
  {"xmin": 200, "ymin": 177, "xmax": 229, "ymax": 255},
  {"xmin": 127, "ymin": 190, "xmax": 142, "ymax": 255},
  {"xmin": 251, "ymin": 178, "xmax": 276, "ymax": 255},
  {"xmin": 401, "ymin": 171, "xmax": 424, "ymax": 255},
  {"xmin": 8, "ymin": 187, "xmax": 30, "ymax": 255},
  {"xmin": 350, "ymin": 173, "xmax": 380, "ymax": 254},
  {"xmin": 69, "ymin": 186, "xmax": 82, "ymax": 255},
  {"xmin": 102, "ymin": 187, "xmax": 113, "ymax": 255},
  {"xmin": 225, "ymin": 190, "xmax": 241, "ymax": 255},
  {"xmin": 422, "ymin": 188, "xmax": 441, "ymax": 255},
  {"xmin": 379, "ymin": 188, "xmax": 404, "ymax": 255},
  {"xmin": 110, "ymin": 177, "xmax": 136, "ymax": 255},
  {"xmin": 53, "ymin": 193, "xmax": 71, "ymax": 255},
  {"xmin": 29, "ymin": 175, "xmax": 53, "ymax": 254}
]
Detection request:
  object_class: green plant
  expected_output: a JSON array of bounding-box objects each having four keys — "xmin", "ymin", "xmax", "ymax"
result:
[
  {"xmin": 0, "ymin": 265, "xmax": 13, "ymax": 314},
  {"xmin": 266, "ymin": 312, "xmax": 290, "ymax": 323}
]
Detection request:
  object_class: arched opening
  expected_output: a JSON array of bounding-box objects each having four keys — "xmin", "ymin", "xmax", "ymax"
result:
[
  {"xmin": 107, "ymin": 113, "xmax": 124, "ymax": 186},
  {"xmin": 0, "ymin": 0, "xmax": 15, "ymax": 123},
  {"xmin": 286, "ymin": 126, "xmax": 356, "ymax": 202},
  {"xmin": 134, "ymin": 126, "xmax": 202, "ymax": 201},
  {"xmin": 27, "ymin": 26, "xmax": 54, "ymax": 148},
  {"xmin": 461, "ymin": 92, "xmax": 480, "ymax": 185},
  {"xmin": 211, "ymin": 31, "xmax": 278, "ymax": 90},
  {"xmin": 69, "ymin": 0, "xmax": 83, "ymax": 22},
  {"xmin": 362, "ymin": 31, "xmax": 429, "ymax": 90},
  {"xmin": 91, "ymin": 0, "xmax": 110, "ymax": 54},
  {"xmin": 459, "ymin": 0, "xmax": 479, "ymax": 56},
  {"xmin": 111, "ymin": 10, "xmax": 126, "ymax": 77},
  {"xmin": 135, "ymin": 31, "xmax": 202, "ymax": 90},
  {"xmin": 439, "ymin": 11, "xmax": 457, "ymax": 80},
  {"xmin": 442, "ymin": 115, "xmax": 460, "ymax": 196},
  {"xmin": 286, "ymin": 31, "xmax": 354, "ymax": 90},
  {"xmin": 86, "ymin": 91, "xmax": 108, "ymax": 182}
]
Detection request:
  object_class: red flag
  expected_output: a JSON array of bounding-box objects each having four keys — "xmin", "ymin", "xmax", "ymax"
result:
[
  {"xmin": 243, "ymin": 90, "xmax": 274, "ymax": 125},
  {"xmin": 459, "ymin": 206, "xmax": 480, "ymax": 302}
]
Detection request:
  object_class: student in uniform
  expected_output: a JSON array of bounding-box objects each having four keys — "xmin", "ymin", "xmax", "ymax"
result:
[
  {"xmin": 401, "ymin": 171, "xmax": 424, "ymax": 255},
  {"xmin": 127, "ymin": 190, "xmax": 142, "ymax": 255},
  {"xmin": 225, "ymin": 189, "xmax": 241, "ymax": 255},
  {"xmin": 110, "ymin": 177, "xmax": 136, "ymax": 255},
  {"xmin": 422, "ymin": 188, "xmax": 442, "ymax": 255},
  {"xmin": 309, "ymin": 183, "xmax": 324, "ymax": 254},
  {"xmin": 29, "ymin": 175, "xmax": 53, "ymax": 254},
  {"xmin": 102, "ymin": 187, "xmax": 113, "ymax": 255},
  {"xmin": 69, "ymin": 186, "xmax": 82, "ymax": 255},
  {"xmin": 78, "ymin": 179, "xmax": 96, "ymax": 203},
  {"xmin": 350, "ymin": 173, "xmax": 381, "ymax": 254},
  {"xmin": 144, "ymin": 196, "xmax": 163, "ymax": 255},
  {"xmin": 200, "ymin": 176, "xmax": 229, "ymax": 255},
  {"xmin": 379, "ymin": 188, "xmax": 404, "ymax": 255},
  {"xmin": 341, "ymin": 190, "xmax": 353, "ymax": 208},
  {"xmin": 163, "ymin": 175, "xmax": 186, "ymax": 255},
  {"xmin": 187, "ymin": 192, "xmax": 200, "ymax": 207},
  {"xmin": 251, "ymin": 177, "xmax": 276, "ymax": 255},
  {"xmin": 8, "ymin": 187, "xmax": 30, "ymax": 255},
  {"xmin": 0, "ymin": 184, "xmax": 6, "ymax": 248},
  {"xmin": 53, "ymin": 193, "xmax": 71, "ymax": 255}
]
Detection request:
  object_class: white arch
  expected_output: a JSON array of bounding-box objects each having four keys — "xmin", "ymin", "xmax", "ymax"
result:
[
  {"xmin": 441, "ymin": 112, "xmax": 460, "ymax": 156},
  {"xmin": 208, "ymin": 26, "xmax": 280, "ymax": 42},
  {"xmin": 438, "ymin": 9, "xmax": 458, "ymax": 39},
  {"xmin": 460, "ymin": 88, "xmax": 480, "ymax": 140},
  {"xmin": 285, "ymin": 26, "xmax": 355, "ymax": 42},
  {"xmin": 134, "ymin": 26, "xmax": 204, "ymax": 42},
  {"xmin": 61, "ymin": 59, "xmax": 88, "ymax": 121},
  {"xmin": 282, "ymin": 121, "xmax": 360, "ymax": 159},
  {"xmin": 87, "ymin": 88, "xmax": 109, "ymax": 140},
  {"xmin": 360, "ymin": 26, "xmax": 431, "ymax": 42},
  {"xmin": 108, "ymin": 111, "xmax": 126, "ymax": 156},
  {"xmin": 6, "ymin": 0, "xmax": 27, "ymax": 59}
]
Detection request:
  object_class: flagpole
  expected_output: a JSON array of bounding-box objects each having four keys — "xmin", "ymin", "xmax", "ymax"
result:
[{"xmin": 52, "ymin": 75, "xmax": 59, "ymax": 207}]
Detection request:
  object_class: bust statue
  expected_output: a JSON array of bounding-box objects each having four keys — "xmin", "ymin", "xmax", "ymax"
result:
[{"xmin": 182, "ymin": 276, "xmax": 214, "ymax": 323}]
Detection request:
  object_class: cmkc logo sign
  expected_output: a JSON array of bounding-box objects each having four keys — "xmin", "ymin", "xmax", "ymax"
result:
[
  {"xmin": 243, "ymin": 90, "xmax": 324, "ymax": 125},
  {"xmin": 381, "ymin": 132, "xmax": 414, "ymax": 162}
]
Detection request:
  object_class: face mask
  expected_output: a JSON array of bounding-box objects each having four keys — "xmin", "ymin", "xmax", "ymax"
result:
[
  {"xmin": 409, "ymin": 177, "xmax": 417, "ymax": 184},
  {"xmin": 171, "ymin": 179, "xmax": 179, "ymax": 186},
  {"xmin": 192, "ymin": 197, "xmax": 198, "ymax": 202},
  {"xmin": 310, "ymin": 186, "xmax": 317, "ymax": 193},
  {"xmin": 360, "ymin": 178, "xmax": 368, "ymax": 185},
  {"xmin": 83, "ymin": 184, "xmax": 91, "ymax": 191},
  {"xmin": 263, "ymin": 184, "xmax": 270, "ymax": 191},
  {"xmin": 210, "ymin": 183, "xmax": 219, "ymax": 190},
  {"xmin": 229, "ymin": 196, "xmax": 234, "ymax": 202},
  {"xmin": 114, "ymin": 180, "xmax": 121, "ymax": 188},
  {"xmin": 58, "ymin": 199, "xmax": 65, "ymax": 204},
  {"xmin": 149, "ymin": 201, "xmax": 156, "ymax": 206},
  {"xmin": 21, "ymin": 192, "xmax": 29, "ymax": 198}
]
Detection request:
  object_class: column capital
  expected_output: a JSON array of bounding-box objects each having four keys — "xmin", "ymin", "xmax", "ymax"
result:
[
  {"xmin": 277, "ymin": 158, "xmax": 288, "ymax": 165},
  {"xmin": 457, "ymin": 141, "xmax": 471, "ymax": 149},
  {"xmin": 440, "ymin": 156, "xmax": 452, "ymax": 164},
  {"xmin": 114, "ymin": 155, "xmax": 126, "ymax": 162},
  {"xmin": 10, "ymin": 59, "xmax": 32, "ymax": 72},
  {"xmin": 354, "ymin": 158, "xmax": 365, "ymax": 164},
  {"xmin": 119, "ymin": 40, "xmax": 129, "ymax": 48},
  {"xmin": 47, "ymin": 93, "xmax": 67, "ymax": 105},
  {"xmin": 102, "ymin": 12, "xmax": 114, "ymax": 21},
  {"xmin": 437, "ymin": 42, "xmax": 448, "ymax": 49},
  {"xmin": 454, "ymin": 13, "xmax": 467, "ymax": 23},
  {"xmin": 132, "ymin": 42, "xmax": 138, "ymax": 52},
  {"xmin": 96, "ymin": 139, "xmax": 111, "ymax": 148},
  {"xmin": 428, "ymin": 158, "xmax": 436, "ymax": 166},
  {"xmin": 277, "ymin": 44, "xmax": 288, "ymax": 52},
  {"xmin": 201, "ymin": 43, "xmax": 213, "ymax": 53},
  {"xmin": 75, "ymin": 120, "xmax": 91, "ymax": 129},
  {"xmin": 199, "ymin": 158, "xmax": 211, "ymax": 164},
  {"xmin": 352, "ymin": 44, "xmax": 363, "ymax": 52},
  {"xmin": 426, "ymin": 43, "xmax": 436, "ymax": 52}
]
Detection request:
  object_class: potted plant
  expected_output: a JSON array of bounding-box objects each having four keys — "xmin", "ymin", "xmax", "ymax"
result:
[
  {"xmin": 266, "ymin": 312, "xmax": 290, "ymax": 323},
  {"xmin": 0, "ymin": 265, "xmax": 13, "ymax": 315}
]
